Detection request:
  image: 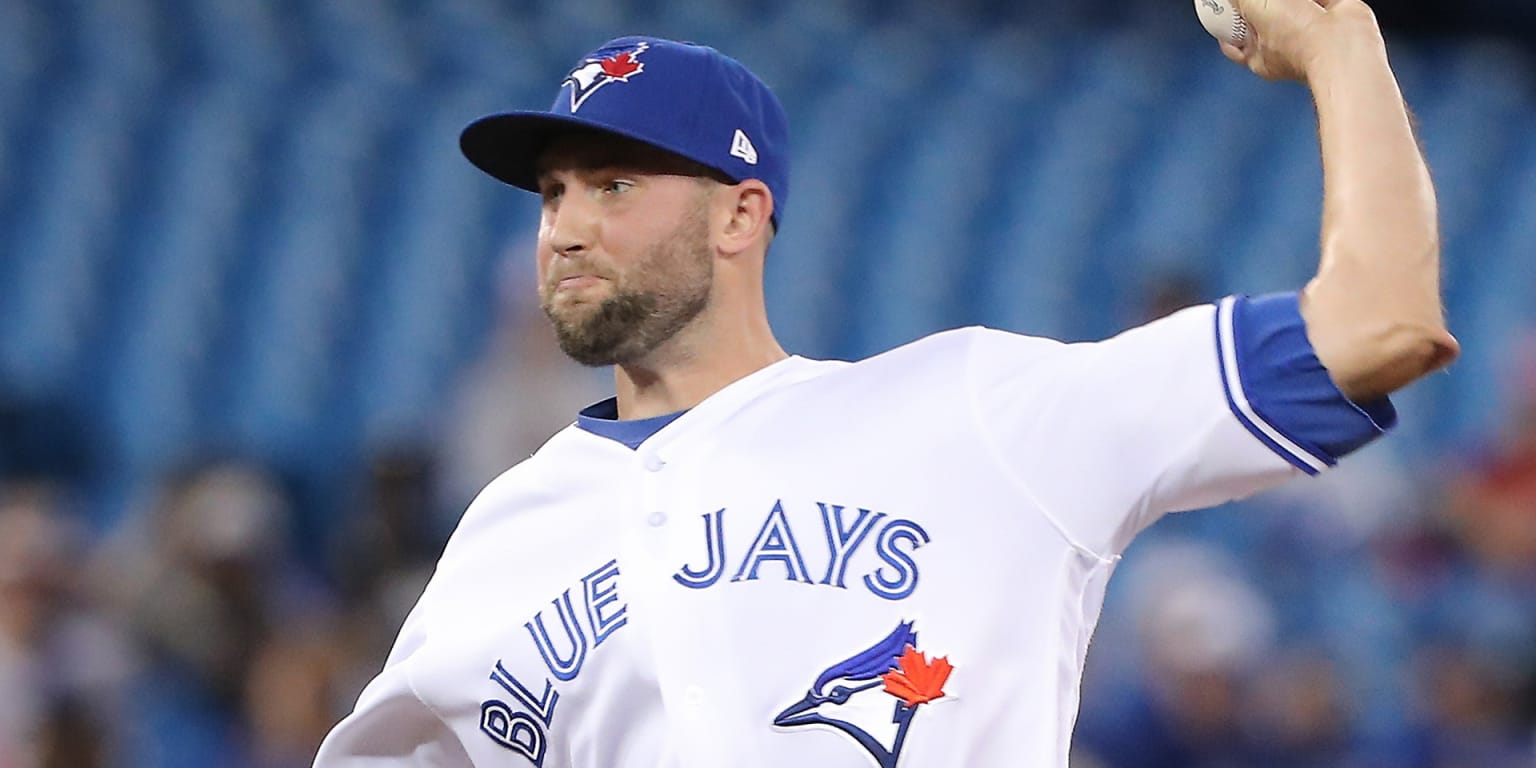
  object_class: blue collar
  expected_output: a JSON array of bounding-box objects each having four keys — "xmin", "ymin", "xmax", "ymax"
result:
[{"xmin": 576, "ymin": 398, "xmax": 687, "ymax": 450}]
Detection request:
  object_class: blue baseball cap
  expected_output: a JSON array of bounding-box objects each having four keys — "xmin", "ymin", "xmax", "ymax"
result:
[{"xmin": 461, "ymin": 36, "xmax": 790, "ymax": 226}]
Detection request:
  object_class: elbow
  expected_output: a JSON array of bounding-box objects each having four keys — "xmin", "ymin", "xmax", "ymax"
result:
[
  {"xmin": 1301, "ymin": 253, "xmax": 1456, "ymax": 401},
  {"xmin": 1326, "ymin": 323, "xmax": 1460, "ymax": 402},
  {"xmin": 1381, "ymin": 322, "xmax": 1460, "ymax": 383},
  {"xmin": 1412, "ymin": 325, "xmax": 1461, "ymax": 372}
]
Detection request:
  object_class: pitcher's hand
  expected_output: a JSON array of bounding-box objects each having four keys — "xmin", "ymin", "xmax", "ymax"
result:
[{"xmin": 1223, "ymin": 0, "xmax": 1385, "ymax": 84}]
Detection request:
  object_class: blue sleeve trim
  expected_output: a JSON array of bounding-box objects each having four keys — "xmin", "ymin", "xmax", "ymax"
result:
[
  {"xmin": 1213, "ymin": 298, "xmax": 1323, "ymax": 475},
  {"xmin": 1214, "ymin": 293, "xmax": 1396, "ymax": 474}
]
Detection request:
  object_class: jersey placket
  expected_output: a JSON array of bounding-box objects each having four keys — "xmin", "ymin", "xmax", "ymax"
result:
[
  {"xmin": 623, "ymin": 438, "xmax": 715, "ymax": 763},
  {"xmin": 623, "ymin": 427, "xmax": 743, "ymax": 761},
  {"xmin": 607, "ymin": 359, "xmax": 828, "ymax": 765}
]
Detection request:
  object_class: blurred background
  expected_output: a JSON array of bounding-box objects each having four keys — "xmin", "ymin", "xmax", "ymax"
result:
[{"xmin": 1, "ymin": 0, "xmax": 1534, "ymax": 766}]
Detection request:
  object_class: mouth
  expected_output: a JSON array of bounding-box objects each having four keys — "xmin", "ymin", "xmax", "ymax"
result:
[
  {"xmin": 546, "ymin": 272, "xmax": 615, "ymax": 302},
  {"xmin": 554, "ymin": 274, "xmax": 606, "ymax": 291}
]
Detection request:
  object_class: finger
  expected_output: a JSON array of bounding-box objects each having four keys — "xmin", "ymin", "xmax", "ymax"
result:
[
  {"xmin": 1220, "ymin": 41, "xmax": 1247, "ymax": 63},
  {"xmin": 1245, "ymin": 0, "xmax": 1328, "ymax": 16}
]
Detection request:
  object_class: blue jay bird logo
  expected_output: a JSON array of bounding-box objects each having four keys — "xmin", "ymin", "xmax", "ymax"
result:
[
  {"xmin": 561, "ymin": 41, "xmax": 649, "ymax": 112},
  {"xmin": 773, "ymin": 621, "xmax": 953, "ymax": 767}
]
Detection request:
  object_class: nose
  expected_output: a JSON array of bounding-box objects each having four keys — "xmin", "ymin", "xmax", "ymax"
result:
[{"xmin": 545, "ymin": 192, "xmax": 595, "ymax": 258}]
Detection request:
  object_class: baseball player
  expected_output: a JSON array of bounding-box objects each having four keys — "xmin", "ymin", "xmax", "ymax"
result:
[{"xmin": 314, "ymin": 0, "xmax": 1458, "ymax": 765}]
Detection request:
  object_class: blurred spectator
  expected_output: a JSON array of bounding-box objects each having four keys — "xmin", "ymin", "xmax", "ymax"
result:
[
  {"xmin": 241, "ymin": 623, "xmax": 348, "ymax": 768},
  {"xmin": 0, "ymin": 480, "xmax": 132, "ymax": 768},
  {"xmin": 0, "ymin": 396, "xmax": 97, "ymax": 488},
  {"xmin": 1079, "ymin": 539, "xmax": 1278, "ymax": 767},
  {"xmin": 438, "ymin": 247, "xmax": 609, "ymax": 518},
  {"xmin": 1134, "ymin": 269, "xmax": 1208, "ymax": 326},
  {"xmin": 1414, "ymin": 340, "xmax": 1536, "ymax": 764},
  {"xmin": 1409, "ymin": 644, "xmax": 1534, "ymax": 767},
  {"xmin": 1444, "ymin": 351, "xmax": 1536, "ymax": 582},
  {"xmin": 1242, "ymin": 651, "xmax": 1354, "ymax": 767},
  {"xmin": 94, "ymin": 458, "xmax": 327, "ymax": 765},
  {"xmin": 103, "ymin": 460, "xmax": 296, "ymax": 706},
  {"xmin": 333, "ymin": 445, "xmax": 440, "ymax": 624},
  {"xmin": 329, "ymin": 445, "xmax": 442, "ymax": 703}
]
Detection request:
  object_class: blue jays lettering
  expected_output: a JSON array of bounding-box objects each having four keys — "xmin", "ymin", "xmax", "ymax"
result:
[
  {"xmin": 674, "ymin": 501, "xmax": 931, "ymax": 600},
  {"xmin": 478, "ymin": 499, "xmax": 933, "ymax": 764}
]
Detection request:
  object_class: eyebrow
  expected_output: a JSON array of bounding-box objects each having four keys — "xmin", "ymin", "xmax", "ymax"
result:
[
  {"xmin": 536, "ymin": 140, "xmax": 733, "ymax": 184},
  {"xmin": 537, "ymin": 151, "xmax": 637, "ymax": 176}
]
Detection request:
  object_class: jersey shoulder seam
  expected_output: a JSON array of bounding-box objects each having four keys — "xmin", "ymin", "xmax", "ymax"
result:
[
  {"xmin": 961, "ymin": 328, "xmax": 1117, "ymax": 565},
  {"xmin": 399, "ymin": 630, "xmax": 476, "ymax": 759}
]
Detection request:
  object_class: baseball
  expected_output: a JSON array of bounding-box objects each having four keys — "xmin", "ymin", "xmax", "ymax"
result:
[{"xmin": 1195, "ymin": 0, "xmax": 1249, "ymax": 47}]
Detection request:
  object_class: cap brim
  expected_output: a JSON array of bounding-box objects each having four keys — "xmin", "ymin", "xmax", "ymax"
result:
[
  {"xmin": 460, "ymin": 112, "xmax": 595, "ymax": 192},
  {"xmin": 461, "ymin": 111, "xmax": 703, "ymax": 193}
]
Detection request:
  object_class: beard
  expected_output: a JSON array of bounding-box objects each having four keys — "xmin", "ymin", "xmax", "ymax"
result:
[{"xmin": 540, "ymin": 205, "xmax": 713, "ymax": 367}]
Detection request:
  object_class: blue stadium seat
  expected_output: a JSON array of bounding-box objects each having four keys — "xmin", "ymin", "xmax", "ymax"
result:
[
  {"xmin": 215, "ymin": 82, "xmax": 387, "ymax": 458},
  {"xmin": 100, "ymin": 84, "xmax": 261, "ymax": 470},
  {"xmin": 0, "ymin": 79, "xmax": 135, "ymax": 393},
  {"xmin": 182, "ymin": 0, "xmax": 292, "ymax": 84},
  {"xmin": 75, "ymin": 0, "xmax": 161, "ymax": 85}
]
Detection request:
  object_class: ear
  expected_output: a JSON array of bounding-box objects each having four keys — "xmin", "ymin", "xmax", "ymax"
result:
[{"xmin": 714, "ymin": 179, "xmax": 774, "ymax": 257}]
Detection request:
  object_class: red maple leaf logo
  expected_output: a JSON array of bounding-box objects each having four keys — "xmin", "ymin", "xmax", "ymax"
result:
[
  {"xmin": 600, "ymin": 51, "xmax": 642, "ymax": 79},
  {"xmin": 881, "ymin": 646, "xmax": 953, "ymax": 707}
]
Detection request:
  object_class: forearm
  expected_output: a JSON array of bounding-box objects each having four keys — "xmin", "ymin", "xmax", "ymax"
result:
[{"xmin": 1299, "ymin": 17, "xmax": 1459, "ymax": 401}]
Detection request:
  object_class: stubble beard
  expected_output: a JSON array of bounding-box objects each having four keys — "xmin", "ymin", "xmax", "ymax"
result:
[{"xmin": 540, "ymin": 205, "xmax": 714, "ymax": 367}]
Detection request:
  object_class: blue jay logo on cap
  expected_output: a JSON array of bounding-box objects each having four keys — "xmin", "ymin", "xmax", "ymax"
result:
[
  {"xmin": 773, "ymin": 621, "xmax": 954, "ymax": 767},
  {"xmin": 561, "ymin": 41, "xmax": 649, "ymax": 112}
]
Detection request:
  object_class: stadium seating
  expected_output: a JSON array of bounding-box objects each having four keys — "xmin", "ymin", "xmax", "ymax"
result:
[{"xmin": 2, "ymin": 0, "xmax": 1533, "ymax": 526}]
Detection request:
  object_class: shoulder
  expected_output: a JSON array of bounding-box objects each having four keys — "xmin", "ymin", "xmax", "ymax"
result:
[
  {"xmin": 752, "ymin": 327, "xmax": 1069, "ymax": 420},
  {"xmin": 872, "ymin": 326, "xmax": 1073, "ymax": 391},
  {"xmin": 781, "ymin": 308, "xmax": 1219, "ymax": 402},
  {"xmin": 455, "ymin": 423, "xmax": 593, "ymax": 520},
  {"xmin": 846, "ymin": 326, "xmax": 1067, "ymax": 378}
]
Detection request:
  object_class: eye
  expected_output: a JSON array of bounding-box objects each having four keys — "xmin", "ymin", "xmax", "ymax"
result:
[
  {"xmin": 601, "ymin": 179, "xmax": 634, "ymax": 195},
  {"xmin": 539, "ymin": 183, "xmax": 563, "ymax": 205},
  {"xmin": 828, "ymin": 686, "xmax": 852, "ymax": 704}
]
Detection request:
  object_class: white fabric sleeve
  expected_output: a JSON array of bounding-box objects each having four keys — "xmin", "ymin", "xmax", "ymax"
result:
[
  {"xmin": 963, "ymin": 299, "xmax": 1385, "ymax": 559},
  {"xmin": 311, "ymin": 600, "xmax": 472, "ymax": 766}
]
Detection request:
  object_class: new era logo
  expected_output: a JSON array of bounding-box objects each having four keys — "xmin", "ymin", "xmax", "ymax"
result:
[{"xmin": 730, "ymin": 129, "xmax": 758, "ymax": 165}]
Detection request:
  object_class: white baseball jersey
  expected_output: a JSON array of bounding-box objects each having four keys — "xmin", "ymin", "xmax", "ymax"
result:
[{"xmin": 314, "ymin": 293, "xmax": 1392, "ymax": 767}]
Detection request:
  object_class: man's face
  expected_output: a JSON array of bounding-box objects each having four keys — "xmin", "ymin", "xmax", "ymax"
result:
[{"xmin": 534, "ymin": 133, "xmax": 721, "ymax": 367}]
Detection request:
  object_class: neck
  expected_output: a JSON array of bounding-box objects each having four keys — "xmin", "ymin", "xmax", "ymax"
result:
[{"xmin": 611, "ymin": 307, "xmax": 787, "ymax": 420}]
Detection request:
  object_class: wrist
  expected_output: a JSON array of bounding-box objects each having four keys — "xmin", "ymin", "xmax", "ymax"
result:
[{"xmin": 1302, "ymin": 16, "xmax": 1389, "ymax": 86}]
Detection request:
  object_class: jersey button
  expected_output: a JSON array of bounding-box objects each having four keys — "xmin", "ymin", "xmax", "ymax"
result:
[
  {"xmin": 642, "ymin": 454, "xmax": 666, "ymax": 472},
  {"xmin": 646, "ymin": 511, "xmax": 667, "ymax": 527}
]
